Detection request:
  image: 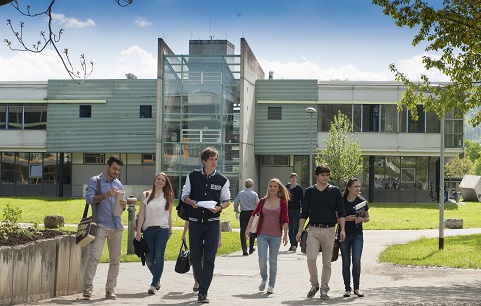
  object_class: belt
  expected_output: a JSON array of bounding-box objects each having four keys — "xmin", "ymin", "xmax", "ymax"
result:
[{"xmin": 310, "ymin": 223, "xmax": 335, "ymax": 228}]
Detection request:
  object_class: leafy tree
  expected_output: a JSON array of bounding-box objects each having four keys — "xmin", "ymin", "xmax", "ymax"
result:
[
  {"xmin": 316, "ymin": 111, "xmax": 363, "ymax": 186},
  {"xmin": 1, "ymin": 0, "xmax": 133, "ymax": 83},
  {"xmin": 444, "ymin": 156, "xmax": 473, "ymax": 177},
  {"xmin": 373, "ymin": 0, "xmax": 481, "ymax": 126},
  {"xmin": 472, "ymin": 159, "xmax": 481, "ymax": 176},
  {"xmin": 464, "ymin": 139, "xmax": 481, "ymax": 162}
]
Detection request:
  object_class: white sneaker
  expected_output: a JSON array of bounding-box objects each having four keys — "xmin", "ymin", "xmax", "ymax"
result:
[
  {"xmin": 258, "ymin": 280, "xmax": 266, "ymax": 291},
  {"xmin": 266, "ymin": 286, "xmax": 274, "ymax": 294}
]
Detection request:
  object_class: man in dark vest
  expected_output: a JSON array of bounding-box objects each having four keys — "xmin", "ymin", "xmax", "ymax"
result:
[{"xmin": 181, "ymin": 146, "xmax": 231, "ymax": 303}]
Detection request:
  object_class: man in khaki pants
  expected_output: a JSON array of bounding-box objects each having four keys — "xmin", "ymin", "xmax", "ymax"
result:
[
  {"xmin": 83, "ymin": 156, "xmax": 126, "ymax": 300},
  {"xmin": 296, "ymin": 164, "xmax": 345, "ymax": 300}
]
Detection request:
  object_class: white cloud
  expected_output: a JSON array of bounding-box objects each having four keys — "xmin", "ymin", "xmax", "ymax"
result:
[
  {"xmin": 0, "ymin": 50, "xmax": 71, "ymax": 81},
  {"xmin": 397, "ymin": 53, "xmax": 450, "ymax": 82},
  {"xmin": 107, "ymin": 46, "xmax": 157, "ymax": 79},
  {"xmin": 258, "ymin": 58, "xmax": 391, "ymax": 81},
  {"xmin": 52, "ymin": 13, "xmax": 95, "ymax": 28},
  {"xmin": 134, "ymin": 17, "xmax": 152, "ymax": 28},
  {"xmin": 258, "ymin": 53, "xmax": 451, "ymax": 82}
]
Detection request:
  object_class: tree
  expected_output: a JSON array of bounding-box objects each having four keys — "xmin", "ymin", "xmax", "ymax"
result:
[
  {"xmin": 464, "ymin": 139, "xmax": 481, "ymax": 162},
  {"xmin": 444, "ymin": 156, "xmax": 473, "ymax": 177},
  {"xmin": 373, "ymin": 0, "xmax": 481, "ymax": 126},
  {"xmin": 315, "ymin": 111, "xmax": 363, "ymax": 186},
  {"xmin": 2, "ymin": 0, "xmax": 133, "ymax": 84}
]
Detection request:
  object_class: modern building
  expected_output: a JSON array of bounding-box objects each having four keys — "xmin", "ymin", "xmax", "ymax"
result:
[{"xmin": 0, "ymin": 38, "xmax": 464, "ymax": 202}]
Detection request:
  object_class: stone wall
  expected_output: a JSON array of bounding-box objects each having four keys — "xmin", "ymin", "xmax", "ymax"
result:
[{"xmin": 0, "ymin": 235, "xmax": 89, "ymax": 305}]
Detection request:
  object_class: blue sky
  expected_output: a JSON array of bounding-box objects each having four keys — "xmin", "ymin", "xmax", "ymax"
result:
[{"xmin": 0, "ymin": 0, "xmax": 449, "ymax": 82}]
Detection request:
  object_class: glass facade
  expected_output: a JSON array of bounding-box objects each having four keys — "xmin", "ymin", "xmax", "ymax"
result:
[
  {"xmin": 0, "ymin": 152, "xmax": 71, "ymax": 185},
  {"xmin": 161, "ymin": 55, "xmax": 241, "ymax": 196},
  {"xmin": 367, "ymin": 156, "xmax": 429, "ymax": 190}
]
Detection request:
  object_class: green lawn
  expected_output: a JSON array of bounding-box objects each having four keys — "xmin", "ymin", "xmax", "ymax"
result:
[{"xmin": 2, "ymin": 197, "xmax": 481, "ymax": 268}]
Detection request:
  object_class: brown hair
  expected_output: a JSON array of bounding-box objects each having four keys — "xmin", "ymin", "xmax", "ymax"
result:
[{"xmin": 146, "ymin": 172, "xmax": 174, "ymax": 210}]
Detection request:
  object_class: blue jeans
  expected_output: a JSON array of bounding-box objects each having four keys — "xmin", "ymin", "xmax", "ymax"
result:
[
  {"xmin": 257, "ymin": 234, "xmax": 282, "ymax": 288},
  {"xmin": 288, "ymin": 209, "xmax": 300, "ymax": 247},
  {"xmin": 143, "ymin": 227, "xmax": 169, "ymax": 287},
  {"xmin": 339, "ymin": 234, "xmax": 364, "ymax": 291},
  {"xmin": 189, "ymin": 220, "xmax": 220, "ymax": 296}
]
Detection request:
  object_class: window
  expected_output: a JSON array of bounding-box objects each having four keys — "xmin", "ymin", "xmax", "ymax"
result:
[
  {"xmin": 8, "ymin": 106, "xmax": 22, "ymax": 129},
  {"xmin": 24, "ymin": 106, "xmax": 47, "ymax": 130},
  {"xmin": 380, "ymin": 105, "xmax": 398, "ymax": 132},
  {"xmin": 0, "ymin": 106, "xmax": 6, "ymax": 129},
  {"xmin": 79, "ymin": 105, "xmax": 92, "ymax": 118},
  {"xmin": 84, "ymin": 153, "xmax": 105, "ymax": 164},
  {"xmin": 321, "ymin": 104, "xmax": 352, "ymax": 132},
  {"xmin": 362, "ymin": 104, "xmax": 380, "ymax": 132},
  {"xmin": 140, "ymin": 105, "xmax": 152, "ymax": 118},
  {"xmin": 267, "ymin": 107, "xmax": 282, "ymax": 120},
  {"xmin": 261, "ymin": 155, "xmax": 289, "ymax": 166},
  {"xmin": 142, "ymin": 154, "xmax": 156, "ymax": 165}
]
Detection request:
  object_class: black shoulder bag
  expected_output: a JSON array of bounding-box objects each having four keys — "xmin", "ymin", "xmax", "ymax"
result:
[{"xmin": 76, "ymin": 176, "xmax": 101, "ymax": 247}]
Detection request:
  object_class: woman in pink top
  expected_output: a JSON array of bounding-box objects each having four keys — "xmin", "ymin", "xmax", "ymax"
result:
[{"xmin": 246, "ymin": 178, "xmax": 289, "ymax": 294}]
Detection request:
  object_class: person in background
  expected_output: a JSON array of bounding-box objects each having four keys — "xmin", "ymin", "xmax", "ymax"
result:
[
  {"xmin": 181, "ymin": 146, "xmax": 231, "ymax": 303},
  {"xmin": 246, "ymin": 178, "xmax": 289, "ymax": 295},
  {"xmin": 286, "ymin": 173, "xmax": 303, "ymax": 252},
  {"xmin": 83, "ymin": 156, "xmax": 126, "ymax": 300},
  {"xmin": 234, "ymin": 178, "xmax": 259, "ymax": 255},
  {"xmin": 135, "ymin": 172, "xmax": 174, "ymax": 294},
  {"xmin": 339, "ymin": 177, "xmax": 369, "ymax": 298},
  {"xmin": 296, "ymin": 164, "xmax": 346, "ymax": 300}
]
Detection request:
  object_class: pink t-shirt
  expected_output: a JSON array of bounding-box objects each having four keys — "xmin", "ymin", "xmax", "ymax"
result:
[{"xmin": 260, "ymin": 204, "xmax": 281, "ymax": 236}]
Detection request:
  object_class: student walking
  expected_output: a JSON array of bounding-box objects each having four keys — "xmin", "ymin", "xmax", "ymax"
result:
[
  {"xmin": 340, "ymin": 177, "xmax": 370, "ymax": 298},
  {"xmin": 135, "ymin": 172, "xmax": 174, "ymax": 294},
  {"xmin": 234, "ymin": 178, "xmax": 259, "ymax": 255},
  {"xmin": 286, "ymin": 173, "xmax": 303, "ymax": 252},
  {"xmin": 246, "ymin": 178, "xmax": 289, "ymax": 294},
  {"xmin": 181, "ymin": 146, "xmax": 231, "ymax": 303},
  {"xmin": 296, "ymin": 164, "xmax": 346, "ymax": 300},
  {"xmin": 83, "ymin": 156, "xmax": 126, "ymax": 300}
]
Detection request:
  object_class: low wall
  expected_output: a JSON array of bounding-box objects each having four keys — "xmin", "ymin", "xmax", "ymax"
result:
[{"xmin": 0, "ymin": 235, "xmax": 89, "ymax": 305}]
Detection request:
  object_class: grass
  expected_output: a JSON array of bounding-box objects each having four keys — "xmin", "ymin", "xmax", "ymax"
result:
[{"xmin": 2, "ymin": 196, "xmax": 481, "ymax": 268}]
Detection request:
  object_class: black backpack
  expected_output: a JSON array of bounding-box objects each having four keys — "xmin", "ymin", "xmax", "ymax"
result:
[{"xmin": 177, "ymin": 170, "xmax": 199, "ymax": 220}]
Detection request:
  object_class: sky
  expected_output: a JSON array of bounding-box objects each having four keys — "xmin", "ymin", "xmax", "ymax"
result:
[{"xmin": 0, "ymin": 0, "xmax": 450, "ymax": 82}]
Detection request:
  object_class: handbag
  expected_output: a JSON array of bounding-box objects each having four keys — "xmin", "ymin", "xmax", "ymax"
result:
[
  {"xmin": 249, "ymin": 213, "xmax": 260, "ymax": 237},
  {"xmin": 76, "ymin": 176, "xmax": 101, "ymax": 247},
  {"xmin": 249, "ymin": 198, "xmax": 266, "ymax": 238},
  {"xmin": 300, "ymin": 221, "xmax": 319, "ymax": 253},
  {"xmin": 331, "ymin": 225, "xmax": 340, "ymax": 262},
  {"xmin": 175, "ymin": 241, "xmax": 191, "ymax": 274}
]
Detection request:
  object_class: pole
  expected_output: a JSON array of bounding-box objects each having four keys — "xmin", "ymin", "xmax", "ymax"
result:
[
  {"xmin": 127, "ymin": 195, "xmax": 137, "ymax": 254},
  {"xmin": 439, "ymin": 116, "xmax": 445, "ymax": 250},
  {"xmin": 309, "ymin": 113, "xmax": 313, "ymax": 186}
]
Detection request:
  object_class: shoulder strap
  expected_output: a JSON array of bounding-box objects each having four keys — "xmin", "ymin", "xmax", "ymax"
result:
[{"xmin": 83, "ymin": 176, "xmax": 101, "ymax": 220}]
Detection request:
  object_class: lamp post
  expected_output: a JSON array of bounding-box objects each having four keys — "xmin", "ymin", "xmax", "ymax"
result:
[
  {"xmin": 439, "ymin": 115, "xmax": 445, "ymax": 250},
  {"xmin": 305, "ymin": 107, "xmax": 317, "ymax": 186}
]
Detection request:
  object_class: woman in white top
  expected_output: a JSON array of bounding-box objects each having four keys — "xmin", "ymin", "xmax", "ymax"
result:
[{"xmin": 135, "ymin": 172, "xmax": 174, "ymax": 294}]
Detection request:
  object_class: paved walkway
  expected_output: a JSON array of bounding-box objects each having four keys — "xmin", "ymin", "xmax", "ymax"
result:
[{"xmin": 24, "ymin": 228, "xmax": 481, "ymax": 306}]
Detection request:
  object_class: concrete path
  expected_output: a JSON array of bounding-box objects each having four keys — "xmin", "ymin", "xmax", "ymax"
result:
[{"xmin": 21, "ymin": 228, "xmax": 481, "ymax": 306}]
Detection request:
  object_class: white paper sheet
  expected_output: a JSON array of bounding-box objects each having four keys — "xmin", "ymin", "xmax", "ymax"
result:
[{"xmin": 196, "ymin": 200, "xmax": 218, "ymax": 209}]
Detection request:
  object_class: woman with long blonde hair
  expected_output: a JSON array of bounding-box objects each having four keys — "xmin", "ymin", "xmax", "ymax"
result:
[{"xmin": 246, "ymin": 178, "xmax": 289, "ymax": 294}]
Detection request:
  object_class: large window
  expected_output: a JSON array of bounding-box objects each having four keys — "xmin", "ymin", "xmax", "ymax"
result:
[
  {"xmin": 372, "ymin": 155, "xmax": 428, "ymax": 190},
  {"xmin": 0, "ymin": 105, "xmax": 47, "ymax": 130},
  {"xmin": 362, "ymin": 104, "xmax": 380, "ymax": 132}
]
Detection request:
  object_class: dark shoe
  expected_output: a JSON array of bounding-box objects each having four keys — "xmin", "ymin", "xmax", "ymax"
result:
[
  {"xmin": 148, "ymin": 286, "xmax": 155, "ymax": 294},
  {"xmin": 288, "ymin": 246, "xmax": 293, "ymax": 251},
  {"xmin": 155, "ymin": 280, "xmax": 161, "ymax": 290},
  {"xmin": 320, "ymin": 290, "xmax": 330, "ymax": 300},
  {"xmin": 306, "ymin": 286, "xmax": 319, "ymax": 298},
  {"xmin": 243, "ymin": 251, "xmax": 249, "ymax": 256},
  {"xmin": 354, "ymin": 290, "xmax": 364, "ymax": 297},
  {"xmin": 197, "ymin": 293, "xmax": 209, "ymax": 303},
  {"xmin": 249, "ymin": 247, "xmax": 256, "ymax": 254},
  {"xmin": 82, "ymin": 290, "xmax": 91, "ymax": 299},
  {"xmin": 343, "ymin": 291, "xmax": 351, "ymax": 297}
]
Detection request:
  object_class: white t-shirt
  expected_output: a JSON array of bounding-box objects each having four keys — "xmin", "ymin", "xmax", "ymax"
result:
[{"xmin": 142, "ymin": 193, "xmax": 170, "ymax": 231}]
